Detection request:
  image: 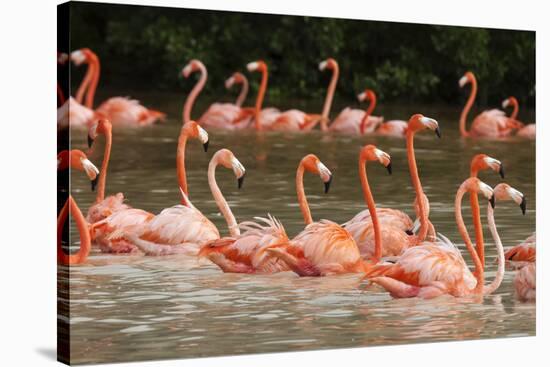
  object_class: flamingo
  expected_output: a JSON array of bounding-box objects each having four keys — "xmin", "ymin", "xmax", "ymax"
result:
[
  {"xmin": 515, "ymin": 263, "xmax": 535, "ymax": 302},
  {"xmin": 268, "ymin": 58, "xmax": 339, "ymax": 132},
  {"xmin": 182, "ymin": 60, "xmax": 253, "ymax": 130},
  {"xmin": 329, "ymin": 88, "xmax": 384, "ymax": 135},
  {"xmin": 264, "ymin": 155, "xmax": 373, "ymax": 276},
  {"xmin": 368, "ymin": 178, "xmax": 522, "ymax": 299},
  {"xmin": 246, "ymin": 60, "xmax": 281, "ymax": 130},
  {"xmin": 469, "ymin": 154, "xmax": 505, "ymax": 269},
  {"xmin": 356, "ymin": 89, "xmax": 408, "ymax": 137},
  {"xmin": 57, "ymin": 150, "xmax": 99, "ymax": 265},
  {"xmin": 197, "ymin": 151, "xmax": 290, "ymax": 273},
  {"xmin": 504, "ymin": 232, "xmax": 535, "ymax": 263},
  {"xmin": 343, "ymin": 145, "xmax": 421, "ymax": 261},
  {"xmin": 502, "ymin": 96, "xmax": 536, "ymax": 139},
  {"xmin": 91, "ymin": 121, "xmax": 210, "ymax": 254},
  {"xmin": 344, "ymin": 114, "xmax": 441, "ymax": 248},
  {"xmin": 70, "ymin": 48, "xmax": 165, "ymax": 127},
  {"xmin": 458, "ymin": 71, "xmax": 522, "ymax": 138}
]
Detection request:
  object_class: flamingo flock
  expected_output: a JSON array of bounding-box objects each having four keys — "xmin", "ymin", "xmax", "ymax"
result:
[{"xmin": 58, "ymin": 53, "xmax": 535, "ymax": 304}]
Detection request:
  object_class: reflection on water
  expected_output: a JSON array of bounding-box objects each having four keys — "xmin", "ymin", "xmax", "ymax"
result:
[{"xmin": 64, "ymin": 92, "xmax": 535, "ymax": 364}]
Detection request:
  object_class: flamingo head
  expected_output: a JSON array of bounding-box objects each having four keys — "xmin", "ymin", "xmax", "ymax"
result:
[
  {"xmin": 70, "ymin": 48, "xmax": 96, "ymax": 66},
  {"xmin": 301, "ymin": 154, "xmax": 333, "ymax": 194},
  {"xmin": 319, "ymin": 58, "xmax": 338, "ymax": 72},
  {"xmin": 360, "ymin": 145, "xmax": 392, "ymax": 175},
  {"xmin": 225, "ymin": 72, "xmax": 245, "ymax": 89},
  {"xmin": 58, "ymin": 150, "xmax": 99, "ymax": 191},
  {"xmin": 462, "ymin": 177, "xmax": 495, "ymax": 208},
  {"xmin": 459, "ymin": 71, "xmax": 475, "ymax": 88},
  {"xmin": 246, "ymin": 60, "xmax": 267, "ymax": 73},
  {"xmin": 214, "ymin": 149, "xmax": 246, "ymax": 189},
  {"xmin": 357, "ymin": 89, "xmax": 376, "ymax": 103},
  {"xmin": 471, "ymin": 154, "xmax": 504, "ymax": 178},
  {"xmin": 408, "ymin": 114, "xmax": 441, "ymax": 138},
  {"xmin": 182, "ymin": 59, "xmax": 204, "ymax": 78},
  {"xmin": 493, "ymin": 183, "xmax": 526, "ymax": 215},
  {"xmin": 87, "ymin": 119, "xmax": 112, "ymax": 148},
  {"xmin": 501, "ymin": 96, "xmax": 518, "ymax": 109},
  {"xmin": 182, "ymin": 121, "xmax": 209, "ymax": 152}
]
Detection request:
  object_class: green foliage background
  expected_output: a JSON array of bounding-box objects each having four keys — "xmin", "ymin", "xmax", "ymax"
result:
[{"xmin": 69, "ymin": 2, "xmax": 535, "ymax": 107}]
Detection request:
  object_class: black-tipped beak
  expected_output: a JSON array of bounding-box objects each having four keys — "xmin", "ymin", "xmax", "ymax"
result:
[
  {"xmin": 489, "ymin": 194, "xmax": 495, "ymax": 209},
  {"xmin": 405, "ymin": 229, "xmax": 414, "ymax": 236},
  {"xmin": 498, "ymin": 164, "xmax": 505, "ymax": 179},
  {"xmin": 91, "ymin": 174, "xmax": 99, "ymax": 191},
  {"xmin": 434, "ymin": 127, "xmax": 441, "ymax": 139},
  {"xmin": 87, "ymin": 134, "xmax": 94, "ymax": 148},
  {"xmin": 203, "ymin": 140, "xmax": 209, "ymax": 153},
  {"xmin": 237, "ymin": 174, "xmax": 245, "ymax": 189},
  {"xmin": 386, "ymin": 161, "xmax": 392, "ymax": 175},
  {"xmin": 520, "ymin": 196, "xmax": 526, "ymax": 215},
  {"xmin": 324, "ymin": 175, "xmax": 333, "ymax": 194}
]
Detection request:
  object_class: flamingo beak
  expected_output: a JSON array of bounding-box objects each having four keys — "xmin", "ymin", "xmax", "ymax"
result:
[
  {"xmin": 520, "ymin": 197, "xmax": 526, "ymax": 215},
  {"xmin": 91, "ymin": 174, "xmax": 99, "ymax": 192},
  {"xmin": 499, "ymin": 164, "xmax": 505, "ymax": 179},
  {"xmin": 489, "ymin": 194, "xmax": 495, "ymax": 209},
  {"xmin": 237, "ymin": 173, "xmax": 245, "ymax": 189},
  {"xmin": 324, "ymin": 175, "xmax": 332, "ymax": 194},
  {"xmin": 386, "ymin": 161, "xmax": 392, "ymax": 175},
  {"xmin": 203, "ymin": 140, "xmax": 209, "ymax": 152},
  {"xmin": 434, "ymin": 127, "xmax": 441, "ymax": 139}
]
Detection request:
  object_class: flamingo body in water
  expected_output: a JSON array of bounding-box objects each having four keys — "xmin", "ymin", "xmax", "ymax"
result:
[
  {"xmin": 94, "ymin": 121, "xmax": 210, "ymax": 254},
  {"xmin": 504, "ymin": 233, "xmax": 536, "ymax": 263},
  {"xmin": 502, "ymin": 96, "xmax": 536, "ymax": 139},
  {"xmin": 265, "ymin": 154, "xmax": 372, "ymax": 276},
  {"xmin": 345, "ymin": 114, "xmax": 441, "ymax": 256},
  {"xmin": 246, "ymin": 60, "xmax": 282, "ymax": 130},
  {"xmin": 57, "ymin": 150, "xmax": 100, "ymax": 265},
  {"xmin": 329, "ymin": 88, "xmax": 384, "ymax": 134},
  {"xmin": 70, "ymin": 48, "xmax": 165, "ymax": 127},
  {"xmin": 458, "ymin": 71, "xmax": 522, "ymax": 138},
  {"xmin": 515, "ymin": 262, "xmax": 535, "ymax": 302},
  {"xmin": 368, "ymin": 179, "xmax": 523, "ymax": 299}
]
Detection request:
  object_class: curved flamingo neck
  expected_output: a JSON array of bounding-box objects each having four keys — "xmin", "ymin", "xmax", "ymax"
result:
[
  {"xmin": 460, "ymin": 77, "xmax": 477, "ymax": 137},
  {"xmin": 57, "ymin": 196, "xmax": 91, "ymax": 265},
  {"xmin": 95, "ymin": 129, "xmax": 112, "ymax": 203},
  {"xmin": 235, "ymin": 77, "xmax": 249, "ymax": 107},
  {"xmin": 509, "ymin": 98, "xmax": 519, "ymax": 120},
  {"xmin": 296, "ymin": 163, "xmax": 313, "ymax": 225},
  {"xmin": 469, "ymin": 168, "xmax": 485, "ymax": 268},
  {"xmin": 359, "ymin": 95, "xmax": 376, "ymax": 135},
  {"xmin": 484, "ymin": 203, "xmax": 505, "ymax": 295},
  {"xmin": 454, "ymin": 186, "xmax": 484, "ymax": 293},
  {"xmin": 254, "ymin": 68, "xmax": 268, "ymax": 130},
  {"xmin": 406, "ymin": 130, "xmax": 428, "ymax": 240},
  {"xmin": 320, "ymin": 65, "xmax": 339, "ymax": 132},
  {"xmin": 208, "ymin": 157, "xmax": 240, "ymax": 237},
  {"xmin": 75, "ymin": 61, "xmax": 94, "ymax": 105},
  {"xmin": 176, "ymin": 131, "xmax": 189, "ymax": 200},
  {"xmin": 85, "ymin": 55, "xmax": 100, "ymax": 109},
  {"xmin": 359, "ymin": 157, "xmax": 381, "ymax": 263},
  {"xmin": 183, "ymin": 64, "xmax": 207, "ymax": 124}
]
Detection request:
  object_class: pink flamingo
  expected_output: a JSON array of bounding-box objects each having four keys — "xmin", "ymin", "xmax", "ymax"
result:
[
  {"xmin": 117, "ymin": 148, "xmax": 246, "ymax": 256},
  {"xmin": 183, "ymin": 60, "xmax": 254, "ymax": 130},
  {"xmin": 458, "ymin": 71, "xmax": 522, "ymax": 138},
  {"xmin": 70, "ymin": 48, "xmax": 165, "ymax": 127},
  {"xmin": 91, "ymin": 121, "xmax": 210, "ymax": 254},
  {"xmin": 468, "ymin": 154, "xmax": 504, "ymax": 269},
  {"xmin": 57, "ymin": 150, "xmax": 99, "ymax": 265},
  {"xmin": 345, "ymin": 114, "xmax": 441, "ymax": 249},
  {"xmin": 356, "ymin": 90, "xmax": 408, "ymax": 137},
  {"xmin": 368, "ymin": 178, "xmax": 509, "ymax": 299},
  {"xmin": 502, "ymin": 96, "xmax": 536, "ymax": 139},
  {"xmin": 265, "ymin": 155, "xmax": 373, "ymax": 276},
  {"xmin": 504, "ymin": 232, "xmax": 535, "ymax": 263},
  {"xmin": 344, "ymin": 145, "xmax": 420, "ymax": 261},
  {"xmin": 268, "ymin": 58, "xmax": 339, "ymax": 132},
  {"xmin": 329, "ymin": 88, "xmax": 384, "ymax": 135},
  {"xmin": 515, "ymin": 262, "xmax": 535, "ymax": 302},
  {"xmin": 246, "ymin": 60, "xmax": 281, "ymax": 130}
]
